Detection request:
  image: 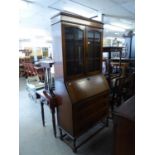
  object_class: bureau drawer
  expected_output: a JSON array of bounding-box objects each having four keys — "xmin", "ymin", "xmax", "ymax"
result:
[
  {"xmin": 74, "ymin": 108, "xmax": 108, "ymax": 136},
  {"xmin": 75, "ymin": 94, "xmax": 109, "ymax": 118},
  {"xmin": 77, "ymin": 100, "xmax": 108, "ymax": 120},
  {"xmin": 73, "ymin": 94, "xmax": 109, "ymax": 136}
]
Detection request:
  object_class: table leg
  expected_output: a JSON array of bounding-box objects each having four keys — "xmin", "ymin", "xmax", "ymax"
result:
[
  {"xmin": 51, "ymin": 108, "xmax": 57, "ymax": 137},
  {"xmin": 40, "ymin": 101, "xmax": 45, "ymax": 127},
  {"xmin": 59, "ymin": 128, "xmax": 63, "ymax": 140}
]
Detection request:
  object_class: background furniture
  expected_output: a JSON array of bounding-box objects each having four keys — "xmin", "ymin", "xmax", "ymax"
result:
[
  {"xmin": 102, "ymin": 47, "xmax": 123, "ymax": 87},
  {"xmin": 22, "ymin": 62, "xmax": 44, "ymax": 80},
  {"xmin": 26, "ymin": 75, "xmax": 45, "ymax": 100},
  {"xmin": 113, "ymin": 96, "xmax": 135, "ymax": 155},
  {"xmin": 19, "ymin": 63, "xmax": 25, "ymax": 77},
  {"xmin": 111, "ymin": 76, "xmax": 126, "ymax": 110},
  {"xmin": 36, "ymin": 88, "xmax": 62, "ymax": 137},
  {"xmin": 51, "ymin": 12, "xmax": 110, "ymax": 152},
  {"xmin": 110, "ymin": 72, "xmax": 135, "ymax": 110},
  {"xmin": 40, "ymin": 59, "xmax": 54, "ymax": 91}
]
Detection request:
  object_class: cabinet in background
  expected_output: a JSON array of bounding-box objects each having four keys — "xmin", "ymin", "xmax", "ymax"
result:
[{"xmin": 113, "ymin": 96, "xmax": 135, "ymax": 155}]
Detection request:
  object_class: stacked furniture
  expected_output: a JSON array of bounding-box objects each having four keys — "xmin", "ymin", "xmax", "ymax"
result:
[{"xmin": 51, "ymin": 12, "xmax": 110, "ymax": 152}]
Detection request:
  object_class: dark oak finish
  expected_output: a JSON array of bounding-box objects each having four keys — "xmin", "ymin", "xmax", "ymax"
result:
[
  {"xmin": 54, "ymin": 74, "xmax": 110, "ymax": 149},
  {"xmin": 113, "ymin": 96, "xmax": 135, "ymax": 155},
  {"xmin": 55, "ymin": 74, "xmax": 109, "ymax": 138},
  {"xmin": 51, "ymin": 12, "xmax": 110, "ymax": 151},
  {"xmin": 66, "ymin": 75, "xmax": 109, "ymax": 103},
  {"xmin": 52, "ymin": 12, "xmax": 103, "ymax": 81}
]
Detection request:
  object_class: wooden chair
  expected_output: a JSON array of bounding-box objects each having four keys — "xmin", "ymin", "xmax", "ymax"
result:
[
  {"xmin": 111, "ymin": 77, "xmax": 126, "ymax": 110},
  {"xmin": 28, "ymin": 63, "xmax": 38, "ymax": 76},
  {"xmin": 123, "ymin": 73, "xmax": 135, "ymax": 101},
  {"xmin": 110, "ymin": 73, "xmax": 135, "ymax": 111},
  {"xmin": 23, "ymin": 62, "xmax": 44, "ymax": 81},
  {"xmin": 23, "ymin": 62, "xmax": 30, "ymax": 77}
]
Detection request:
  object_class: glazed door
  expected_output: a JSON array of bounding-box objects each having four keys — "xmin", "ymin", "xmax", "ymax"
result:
[
  {"xmin": 86, "ymin": 27, "xmax": 102, "ymax": 74},
  {"xmin": 63, "ymin": 24, "xmax": 85, "ymax": 79}
]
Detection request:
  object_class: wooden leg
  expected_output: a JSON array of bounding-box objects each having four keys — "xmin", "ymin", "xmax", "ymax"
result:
[
  {"xmin": 51, "ymin": 108, "xmax": 57, "ymax": 137},
  {"xmin": 106, "ymin": 117, "xmax": 109, "ymax": 127},
  {"xmin": 40, "ymin": 101, "xmax": 45, "ymax": 127},
  {"xmin": 59, "ymin": 128, "xmax": 63, "ymax": 140}
]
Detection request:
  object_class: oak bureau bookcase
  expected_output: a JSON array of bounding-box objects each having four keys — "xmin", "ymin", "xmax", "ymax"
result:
[{"xmin": 51, "ymin": 12, "xmax": 110, "ymax": 152}]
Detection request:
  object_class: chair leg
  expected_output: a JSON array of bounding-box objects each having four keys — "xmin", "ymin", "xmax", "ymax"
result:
[
  {"xmin": 40, "ymin": 101, "xmax": 45, "ymax": 127},
  {"xmin": 59, "ymin": 128, "xmax": 63, "ymax": 140}
]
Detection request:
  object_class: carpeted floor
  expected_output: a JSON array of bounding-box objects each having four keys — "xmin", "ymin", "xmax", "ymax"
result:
[{"xmin": 19, "ymin": 77, "xmax": 114, "ymax": 155}]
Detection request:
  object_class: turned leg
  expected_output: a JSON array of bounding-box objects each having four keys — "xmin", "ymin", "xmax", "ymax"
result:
[
  {"xmin": 59, "ymin": 128, "xmax": 63, "ymax": 140},
  {"xmin": 40, "ymin": 101, "xmax": 45, "ymax": 127},
  {"xmin": 51, "ymin": 108, "xmax": 57, "ymax": 137}
]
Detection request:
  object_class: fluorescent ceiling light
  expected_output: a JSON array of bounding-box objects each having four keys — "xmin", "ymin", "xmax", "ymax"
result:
[{"xmin": 104, "ymin": 24, "xmax": 125, "ymax": 32}]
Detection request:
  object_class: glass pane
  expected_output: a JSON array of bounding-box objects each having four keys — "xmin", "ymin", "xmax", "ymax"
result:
[
  {"xmin": 65, "ymin": 28, "xmax": 74, "ymax": 40},
  {"xmin": 94, "ymin": 32, "xmax": 101, "ymax": 58},
  {"xmin": 88, "ymin": 42, "xmax": 94, "ymax": 58},
  {"xmin": 76, "ymin": 60, "xmax": 83, "ymax": 74},
  {"xmin": 94, "ymin": 60, "xmax": 100, "ymax": 70},
  {"xmin": 66, "ymin": 61, "xmax": 75, "ymax": 75},
  {"xmin": 88, "ymin": 31, "xmax": 94, "ymax": 41},
  {"xmin": 65, "ymin": 27, "xmax": 75, "ymax": 61},
  {"xmin": 65, "ymin": 27, "xmax": 84, "ymax": 77},
  {"xmin": 74, "ymin": 29, "xmax": 84, "ymax": 75},
  {"xmin": 94, "ymin": 43, "xmax": 100, "ymax": 57},
  {"xmin": 95, "ymin": 32, "xmax": 101, "ymax": 42},
  {"xmin": 88, "ymin": 31, "xmax": 94, "ymax": 59},
  {"xmin": 87, "ymin": 30, "xmax": 101, "ymax": 73},
  {"xmin": 88, "ymin": 31, "xmax": 93, "ymax": 38},
  {"xmin": 75, "ymin": 29, "xmax": 83, "ymax": 40},
  {"xmin": 87, "ymin": 61, "xmax": 93, "ymax": 72}
]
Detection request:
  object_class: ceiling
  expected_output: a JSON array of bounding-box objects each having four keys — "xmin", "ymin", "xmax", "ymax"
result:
[{"xmin": 19, "ymin": 0, "xmax": 135, "ymax": 40}]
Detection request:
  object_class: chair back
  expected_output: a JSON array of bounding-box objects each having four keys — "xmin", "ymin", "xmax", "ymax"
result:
[
  {"xmin": 28, "ymin": 63, "xmax": 37, "ymax": 76},
  {"xmin": 111, "ymin": 73, "xmax": 135, "ymax": 110},
  {"xmin": 124, "ymin": 73, "xmax": 135, "ymax": 100},
  {"xmin": 112, "ymin": 77, "xmax": 126, "ymax": 107}
]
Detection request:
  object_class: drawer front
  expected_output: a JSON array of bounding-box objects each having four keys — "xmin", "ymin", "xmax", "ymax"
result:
[
  {"xmin": 73, "ymin": 94, "xmax": 109, "ymax": 136},
  {"xmin": 77, "ymin": 97, "xmax": 108, "ymax": 119},
  {"xmin": 77, "ymin": 109, "xmax": 108, "ymax": 135}
]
